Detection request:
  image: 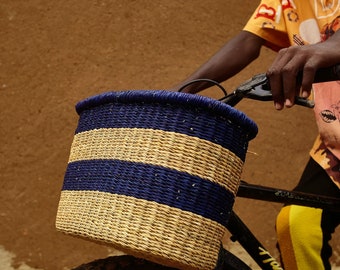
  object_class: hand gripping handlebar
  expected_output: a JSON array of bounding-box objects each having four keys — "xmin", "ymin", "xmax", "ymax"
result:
[{"xmin": 220, "ymin": 64, "xmax": 340, "ymax": 107}]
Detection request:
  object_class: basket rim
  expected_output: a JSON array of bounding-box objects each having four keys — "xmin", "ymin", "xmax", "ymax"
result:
[{"xmin": 75, "ymin": 90, "xmax": 258, "ymax": 140}]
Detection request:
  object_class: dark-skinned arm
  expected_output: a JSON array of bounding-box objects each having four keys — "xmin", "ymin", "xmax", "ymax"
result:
[{"xmin": 173, "ymin": 30, "xmax": 265, "ymax": 93}]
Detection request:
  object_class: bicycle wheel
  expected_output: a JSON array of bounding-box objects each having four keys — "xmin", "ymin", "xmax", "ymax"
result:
[
  {"xmin": 72, "ymin": 249, "xmax": 251, "ymax": 270},
  {"xmin": 72, "ymin": 255, "xmax": 177, "ymax": 270},
  {"xmin": 218, "ymin": 248, "xmax": 251, "ymax": 270}
]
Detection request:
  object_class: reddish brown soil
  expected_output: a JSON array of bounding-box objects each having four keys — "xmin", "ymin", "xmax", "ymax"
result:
[{"xmin": 1, "ymin": 1, "xmax": 339, "ymax": 269}]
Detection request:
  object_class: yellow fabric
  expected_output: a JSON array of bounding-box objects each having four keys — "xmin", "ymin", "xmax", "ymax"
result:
[
  {"xmin": 276, "ymin": 206, "xmax": 298, "ymax": 270},
  {"xmin": 276, "ymin": 205, "xmax": 324, "ymax": 270},
  {"xmin": 244, "ymin": 0, "xmax": 340, "ymax": 50}
]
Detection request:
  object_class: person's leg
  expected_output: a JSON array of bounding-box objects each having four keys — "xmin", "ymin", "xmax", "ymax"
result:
[{"xmin": 276, "ymin": 158, "xmax": 340, "ymax": 270}]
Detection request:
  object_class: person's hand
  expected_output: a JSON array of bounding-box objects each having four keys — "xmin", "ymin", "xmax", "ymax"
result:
[{"xmin": 267, "ymin": 31, "xmax": 340, "ymax": 110}]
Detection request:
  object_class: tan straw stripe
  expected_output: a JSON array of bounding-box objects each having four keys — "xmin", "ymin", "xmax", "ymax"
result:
[
  {"xmin": 56, "ymin": 190, "xmax": 224, "ymax": 269},
  {"xmin": 68, "ymin": 128, "xmax": 243, "ymax": 195}
]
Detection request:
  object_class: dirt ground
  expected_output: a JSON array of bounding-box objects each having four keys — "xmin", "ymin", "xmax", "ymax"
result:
[{"xmin": 1, "ymin": 1, "xmax": 339, "ymax": 269}]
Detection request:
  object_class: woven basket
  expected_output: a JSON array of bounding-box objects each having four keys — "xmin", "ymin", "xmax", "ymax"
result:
[{"xmin": 56, "ymin": 90, "xmax": 257, "ymax": 270}]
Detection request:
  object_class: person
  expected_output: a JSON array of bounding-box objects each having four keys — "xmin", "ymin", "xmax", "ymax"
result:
[{"xmin": 172, "ymin": 1, "xmax": 340, "ymax": 269}]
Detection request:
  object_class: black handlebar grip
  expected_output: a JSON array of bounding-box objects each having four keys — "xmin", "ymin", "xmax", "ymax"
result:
[{"xmin": 313, "ymin": 64, "xmax": 340, "ymax": 83}]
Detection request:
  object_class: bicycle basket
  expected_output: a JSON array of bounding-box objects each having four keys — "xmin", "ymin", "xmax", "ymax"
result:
[{"xmin": 56, "ymin": 90, "xmax": 257, "ymax": 270}]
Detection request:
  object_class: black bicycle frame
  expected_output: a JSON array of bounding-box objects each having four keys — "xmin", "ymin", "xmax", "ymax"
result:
[
  {"xmin": 238, "ymin": 181, "xmax": 340, "ymax": 212},
  {"xmin": 227, "ymin": 211, "xmax": 283, "ymax": 270},
  {"xmin": 225, "ymin": 181, "xmax": 340, "ymax": 269}
]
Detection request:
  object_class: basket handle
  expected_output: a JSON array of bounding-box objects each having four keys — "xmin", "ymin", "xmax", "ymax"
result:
[{"xmin": 178, "ymin": 79, "xmax": 228, "ymax": 97}]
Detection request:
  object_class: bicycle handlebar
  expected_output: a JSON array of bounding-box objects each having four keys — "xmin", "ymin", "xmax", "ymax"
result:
[
  {"xmin": 221, "ymin": 64, "xmax": 340, "ymax": 107},
  {"xmin": 313, "ymin": 64, "xmax": 340, "ymax": 83}
]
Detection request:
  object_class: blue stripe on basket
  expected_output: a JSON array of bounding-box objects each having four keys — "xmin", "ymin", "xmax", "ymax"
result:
[
  {"xmin": 76, "ymin": 91, "xmax": 257, "ymax": 142},
  {"xmin": 63, "ymin": 159, "xmax": 235, "ymax": 227},
  {"xmin": 74, "ymin": 102, "xmax": 250, "ymax": 161}
]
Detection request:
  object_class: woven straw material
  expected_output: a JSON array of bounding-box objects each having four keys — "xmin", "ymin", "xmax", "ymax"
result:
[
  {"xmin": 57, "ymin": 191, "xmax": 225, "ymax": 269},
  {"xmin": 56, "ymin": 90, "xmax": 257, "ymax": 270}
]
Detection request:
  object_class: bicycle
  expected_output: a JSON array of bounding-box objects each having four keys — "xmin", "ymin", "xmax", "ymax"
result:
[{"xmin": 66, "ymin": 66, "xmax": 340, "ymax": 270}]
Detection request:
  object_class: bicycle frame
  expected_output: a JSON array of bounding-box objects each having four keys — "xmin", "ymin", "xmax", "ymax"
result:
[
  {"xmin": 227, "ymin": 211, "xmax": 282, "ymax": 270},
  {"xmin": 225, "ymin": 181, "xmax": 340, "ymax": 270},
  {"xmin": 238, "ymin": 181, "xmax": 340, "ymax": 211}
]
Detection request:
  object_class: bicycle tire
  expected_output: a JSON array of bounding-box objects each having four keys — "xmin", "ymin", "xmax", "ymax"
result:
[
  {"xmin": 217, "ymin": 248, "xmax": 252, "ymax": 270},
  {"xmin": 72, "ymin": 249, "xmax": 251, "ymax": 270},
  {"xmin": 72, "ymin": 255, "xmax": 177, "ymax": 270}
]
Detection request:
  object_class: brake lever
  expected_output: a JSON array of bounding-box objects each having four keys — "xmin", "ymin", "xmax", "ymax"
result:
[
  {"xmin": 234, "ymin": 73, "xmax": 267, "ymax": 97},
  {"xmin": 234, "ymin": 73, "xmax": 315, "ymax": 108},
  {"xmin": 219, "ymin": 74, "xmax": 267, "ymax": 106}
]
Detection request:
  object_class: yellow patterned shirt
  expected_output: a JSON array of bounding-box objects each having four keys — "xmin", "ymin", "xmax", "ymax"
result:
[{"xmin": 243, "ymin": 0, "xmax": 340, "ymax": 188}]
